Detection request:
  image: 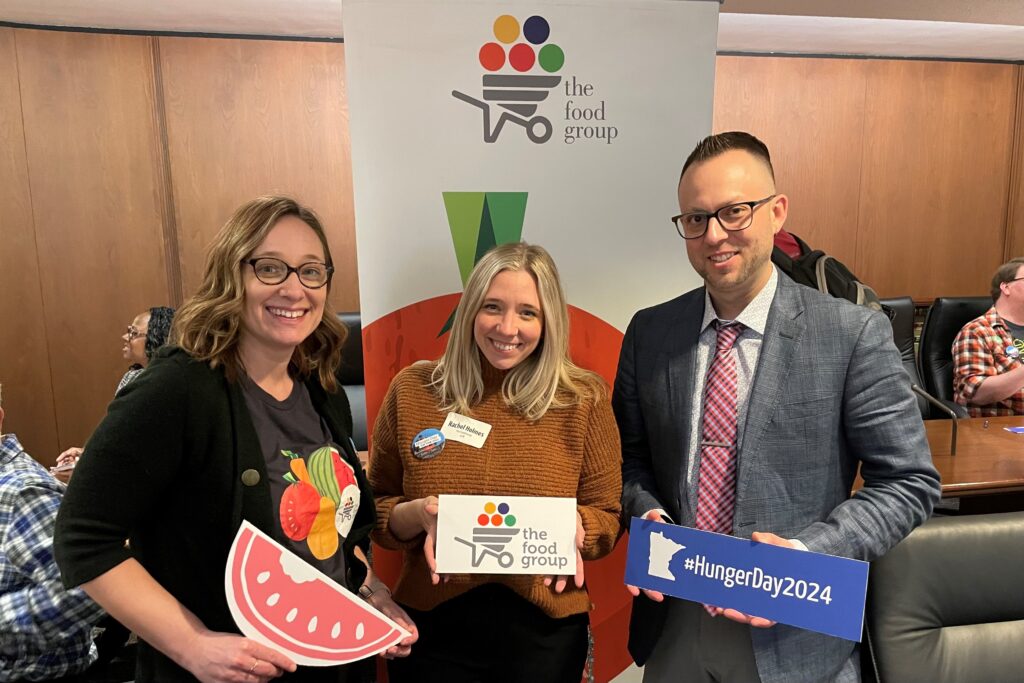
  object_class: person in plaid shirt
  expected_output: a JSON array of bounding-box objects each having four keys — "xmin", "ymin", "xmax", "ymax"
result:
[
  {"xmin": 953, "ymin": 257, "xmax": 1024, "ymax": 417},
  {"xmin": 0, "ymin": 400, "xmax": 105, "ymax": 681}
]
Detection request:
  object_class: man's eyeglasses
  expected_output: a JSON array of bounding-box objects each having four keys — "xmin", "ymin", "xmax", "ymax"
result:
[
  {"xmin": 125, "ymin": 326, "xmax": 144, "ymax": 341},
  {"xmin": 672, "ymin": 195, "xmax": 777, "ymax": 240},
  {"xmin": 244, "ymin": 257, "xmax": 334, "ymax": 289}
]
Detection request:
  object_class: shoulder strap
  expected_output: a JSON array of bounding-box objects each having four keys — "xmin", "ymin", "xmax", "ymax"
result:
[{"xmin": 814, "ymin": 254, "xmax": 832, "ymax": 295}]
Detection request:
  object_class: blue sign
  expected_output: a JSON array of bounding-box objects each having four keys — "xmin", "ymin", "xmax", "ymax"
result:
[{"xmin": 624, "ymin": 517, "xmax": 869, "ymax": 641}]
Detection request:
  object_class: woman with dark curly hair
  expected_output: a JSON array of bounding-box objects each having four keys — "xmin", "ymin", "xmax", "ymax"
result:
[
  {"xmin": 54, "ymin": 307, "xmax": 177, "ymax": 475},
  {"xmin": 116, "ymin": 306, "xmax": 177, "ymax": 394}
]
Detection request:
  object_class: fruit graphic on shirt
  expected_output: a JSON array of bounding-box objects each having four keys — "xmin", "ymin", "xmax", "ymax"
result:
[
  {"xmin": 281, "ymin": 446, "xmax": 360, "ymax": 557},
  {"xmin": 308, "ymin": 446, "xmax": 342, "ymax": 505},
  {"xmin": 307, "ymin": 496, "xmax": 339, "ymax": 560},
  {"xmin": 226, "ymin": 521, "xmax": 410, "ymax": 665},
  {"xmin": 280, "ymin": 481, "xmax": 321, "ymax": 541},
  {"xmin": 329, "ymin": 447, "xmax": 361, "ymax": 539}
]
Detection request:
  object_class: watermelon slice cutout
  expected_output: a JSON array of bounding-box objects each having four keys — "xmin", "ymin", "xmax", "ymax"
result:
[{"xmin": 225, "ymin": 521, "xmax": 410, "ymax": 666}]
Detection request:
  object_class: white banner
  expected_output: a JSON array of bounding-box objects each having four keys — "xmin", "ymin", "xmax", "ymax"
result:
[
  {"xmin": 343, "ymin": 2, "xmax": 719, "ymax": 678},
  {"xmin": 345, "ymin": 0, "xmax": 717, "ymax": 332}
]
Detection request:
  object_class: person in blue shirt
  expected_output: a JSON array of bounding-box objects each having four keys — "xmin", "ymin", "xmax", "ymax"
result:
[{"xmin": 0, "ymin": 397, "xmax": 106, "ymax": 681}]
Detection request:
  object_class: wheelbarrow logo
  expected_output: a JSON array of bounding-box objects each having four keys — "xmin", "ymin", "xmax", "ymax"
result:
[
  {"xmin": 452, "ymin": 14, "xmax": 565, "ymax": 144},
  {"xmin": 454, "ymin": 501, "xmax": 521, "ymax": 568}
]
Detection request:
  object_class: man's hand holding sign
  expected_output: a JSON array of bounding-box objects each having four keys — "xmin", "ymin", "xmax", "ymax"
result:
[{"xmin": 624, "ymin": 517, "xmax": 868, "ymax": 642}]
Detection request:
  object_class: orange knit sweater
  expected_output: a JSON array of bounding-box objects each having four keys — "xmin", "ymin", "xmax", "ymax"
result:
[{"xmin": 369, "ymin": 361, "xmax": 622, "ymax": 618}]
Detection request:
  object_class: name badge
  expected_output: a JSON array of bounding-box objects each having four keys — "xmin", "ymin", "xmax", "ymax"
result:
[
  {"xmin": 440, "ymin": 412, "xmax": 492, "ymax": 449},
  {"xmin": 625, "ymin": 517, "xmax": 869, "ymax": 642}
]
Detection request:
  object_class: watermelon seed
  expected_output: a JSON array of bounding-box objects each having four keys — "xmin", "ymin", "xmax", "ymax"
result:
[
  {"xmin": 331, "ymin": 622, "xmax": 341, "ymax": 639},
  {"xmin": 256, "ymin": 571, "xmax": 271, "ymax": 584},
  {"xmin": 356, "ymin": 622, "xmax": 365, "ymax": 640},
  {"xmin": 287, "ymin": 608, "xmax": 298, "ymax": 623},
  {"xmin": 266, "ymin": 593, "xmax": 280, "ymax": 607},
  {"xmin": 308, "ymin": 616, "xmax": 318, "ymax": 633}
]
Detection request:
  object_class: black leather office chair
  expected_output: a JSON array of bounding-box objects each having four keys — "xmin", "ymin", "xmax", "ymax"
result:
[
  {"xmin": 880, "ymin": 297, "xmax": 929, "ymax": 418},
  {"xmin": 916, "ymin": 297, "xmax": 990, "ymax": 416},
  {"xmin": 864, "ymin": 512, "xmax": 1024, "ymax": 682},
  {"xmin": 337, "ymin": 312, "xmax": 367, "ymax": 451}
]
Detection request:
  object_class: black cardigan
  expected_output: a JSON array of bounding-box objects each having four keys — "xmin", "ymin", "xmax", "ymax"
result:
[{"xmin": 54, "ymin": 347, "xmax": 375, "ymax": 682}]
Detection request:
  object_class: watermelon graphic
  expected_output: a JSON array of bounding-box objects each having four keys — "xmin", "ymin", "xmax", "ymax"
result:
[{"xmin": 225, "ymin": 521, "xmax": 410, "ymax": 666}]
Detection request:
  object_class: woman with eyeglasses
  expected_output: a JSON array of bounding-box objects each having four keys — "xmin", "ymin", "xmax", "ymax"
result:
[
  {"xmin": 118, "ymin": 306, "xmax": 177, "ymax": 393},
  {"xmin": 53, "ymin": 307, "xmax": 176, "ymax": 483},
  {"xmin": 55, "ymin": 196, "xmax": 417, "ymax": 682}
]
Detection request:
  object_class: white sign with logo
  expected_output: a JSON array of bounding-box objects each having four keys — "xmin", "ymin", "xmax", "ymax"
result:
[{"xmin": 435, "ymin": 494, "xmax": 577, "ymax": 574}]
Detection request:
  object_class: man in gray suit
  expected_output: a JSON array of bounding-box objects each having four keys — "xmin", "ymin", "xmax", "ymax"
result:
[{"xmin": 614, "ymin": 131, "xmax": 941, "ymax": 683}]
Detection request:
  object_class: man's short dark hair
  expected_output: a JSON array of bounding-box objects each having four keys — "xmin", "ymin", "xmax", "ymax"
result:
[
  {"xmin": 991, "ymin": 257, "xmax": 1024, "ymax": 301},
  {"xmin": 680, "ymin": 131, "xmax": 775, "ymax": 183}
]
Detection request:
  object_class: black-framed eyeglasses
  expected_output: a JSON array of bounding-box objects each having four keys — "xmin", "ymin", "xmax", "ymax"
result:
[
  {"xmin": 244, "ymin": 257, "xmax": 334, "ymax": 289},
  {"xmin": 671, "ymin": 195, "xmax": 777, "ymax": 240},
  {"xmin": 125, "ymin": 326, "xmax": 144, "ymax": 341}
]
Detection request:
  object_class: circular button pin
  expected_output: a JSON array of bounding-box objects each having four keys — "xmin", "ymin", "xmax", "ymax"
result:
[
  {"xmin": 241, "ymin": 469, "xmax": 261, "ymax": 486},
  {"xmin": 411, "ymin": 429, "xmax": 445, "ymax": 460}
]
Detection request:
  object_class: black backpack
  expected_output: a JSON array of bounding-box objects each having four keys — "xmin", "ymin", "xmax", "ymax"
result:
[{"xmin": 772, "ymin": 232, "xmax": 886, "ymax": 315}]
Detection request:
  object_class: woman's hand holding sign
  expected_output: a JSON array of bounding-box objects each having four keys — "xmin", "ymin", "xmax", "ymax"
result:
[
  {"xmin": 388, "ymin": 495, "xmax": 443, "ymax": 584},
  {"xmin": 544, "ymin": 511, "xmax": 585, "ymax": 593}
]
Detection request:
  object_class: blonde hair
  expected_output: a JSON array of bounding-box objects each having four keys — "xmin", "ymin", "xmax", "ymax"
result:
[
  {"xmin": 171, "ymin": 196, "xmax": 347, "ymax": 390},
  {"xmin": 432, "ymin": 242, "xmax": 606, "ymax": 421}
]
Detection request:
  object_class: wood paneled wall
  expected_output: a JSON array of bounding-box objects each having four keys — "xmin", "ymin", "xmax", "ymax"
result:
[
  {"xmin": 713, "ymin": 56, "xmax": 1020, "ymax": 301},
  {"xmin": 0, "ymin": 29, "xmax": 356, "ymax": 464},
  {"xmin": 1007, "ymin": 67, "xmax": 1024, "ymax": 261},
  {"xmin": 0, "ymin": 27, "xmax": 1022, "ymax": 462},
  {"xmin": 0, "ymin": 28, "xmax": 57, "ymax": 458},
  {"xmin": 17, "ymin": 31, "xmax": 173, "ymax": 449},
  {"xmin": 158, "ymin": 37, "xmax": 359, "ymax": 305}
]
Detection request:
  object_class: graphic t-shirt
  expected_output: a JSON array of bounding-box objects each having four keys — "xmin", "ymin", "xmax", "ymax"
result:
[
  {"xmin": 1005, "ymin": 320, "xmax": 1024, "ymax": 358},
  {"xmin": 240, "ymin": 374, "xmax": 361, "ymax": 587}
]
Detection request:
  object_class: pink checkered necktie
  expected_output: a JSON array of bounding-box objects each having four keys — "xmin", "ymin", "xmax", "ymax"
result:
[
  {"xmin": 696, "ymin": 321, "xmax": 743, "ymax": 615},
  {"xmin": 696, "ymin": 321, "xmax": 744, "ymax": 534}
]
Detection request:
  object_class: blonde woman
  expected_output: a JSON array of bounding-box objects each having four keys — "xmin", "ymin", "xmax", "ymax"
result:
[
  {"xmin": 370, "ymin": 242, "xmax": 622, "ymax": 683},
  {"xmin": 55, "ymin": 196, "xmax": 416, "ymax": 682}
]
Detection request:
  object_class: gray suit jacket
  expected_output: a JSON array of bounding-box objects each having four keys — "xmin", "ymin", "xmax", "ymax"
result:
[{"xmin": 614, "ymin": 274, "xmax": 941, "ymax": 683}]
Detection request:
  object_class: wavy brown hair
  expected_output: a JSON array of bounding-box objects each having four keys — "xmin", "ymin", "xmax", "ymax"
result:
[
  {"xmin": 171, "ymin": 196, "xmax": 347, "ymax": 390},
  {"xmin": 432, "ymin": 242, "xmax": 606, "ymax": 421}
]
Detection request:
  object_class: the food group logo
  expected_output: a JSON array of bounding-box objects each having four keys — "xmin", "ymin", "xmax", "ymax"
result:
[
  {"xmin": 453, "ymin": 501, "xmax": 571, "ymax": 571},
  {"xmin": 454, "ymin": 501, "xmax": 521, "ymax": 568},
  {"xmin": 452, "ymin": 14, "xmax": 618, "ymax": 145}
]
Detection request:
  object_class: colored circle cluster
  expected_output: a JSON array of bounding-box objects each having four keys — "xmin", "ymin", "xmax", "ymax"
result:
[
  {"xmin": 477, "ymin": 501, "xmax": 517, "ymax": 527},
  {"xmin": 479, "ymin": 15, "xmax": 564, "ymax": 74}
]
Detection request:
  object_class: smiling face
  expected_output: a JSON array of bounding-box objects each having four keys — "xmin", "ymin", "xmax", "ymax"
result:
[
  {"xmin": 238, "ymin": 215, "xmax": 328, "ymax": 365},
  {"xmin": 679, "ymin": 149, "xmax": 787, "ymax": 319},
  {"xmin": 473, "ymin": 269, "xmax": 544, "ymax": 371},
  {"xmin": 122, "ymin": 311, "xmax": 150, "ymax": 365}
]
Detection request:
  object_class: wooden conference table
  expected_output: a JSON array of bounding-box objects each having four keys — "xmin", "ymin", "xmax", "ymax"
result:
[
  {"xmin": 926, "ymin": 415, "xmax": 1024, "ymax": 500},
  {"xmin": 852, "ymin": 416, "xmax": 1024, "ymax": 513}
]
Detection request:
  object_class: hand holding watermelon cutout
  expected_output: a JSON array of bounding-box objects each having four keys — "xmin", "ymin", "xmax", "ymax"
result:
[{"xmin": 226, "ymin": 521, "xmax": 411, "ymax": 666}]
